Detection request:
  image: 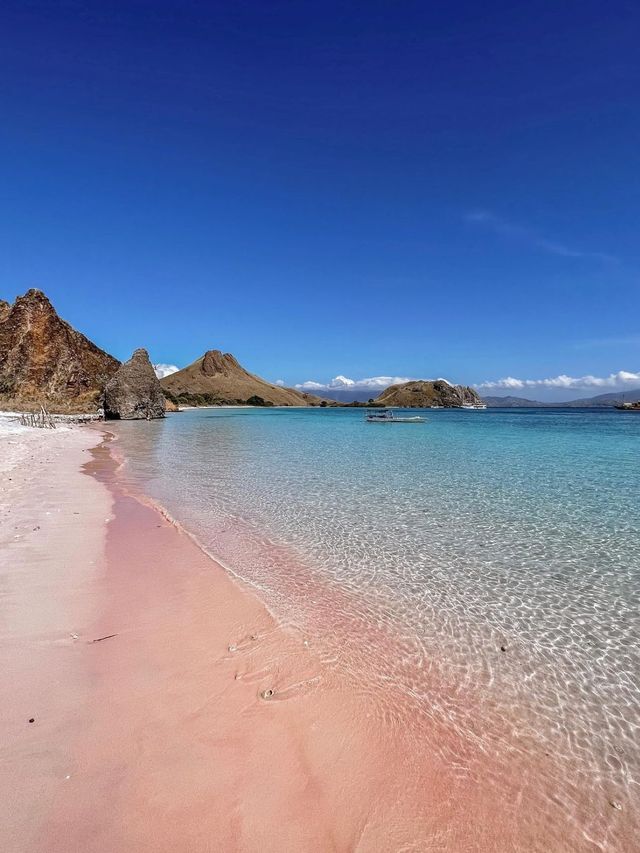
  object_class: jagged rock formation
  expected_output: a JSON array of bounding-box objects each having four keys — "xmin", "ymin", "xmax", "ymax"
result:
[
  {"xmin": 374, "ymin": 380, "xmax": 483, "ymax": 408},
  {"xmin": 104, "ymin": 348, "xmax": 166, "ymax": 420},
  {"xmin": 0, "ymin": 289, "xmax": 120, "ymax": 412},
  {"xmin": 161, "ymin": 349, "xmax": 325, "ymax": 406}
]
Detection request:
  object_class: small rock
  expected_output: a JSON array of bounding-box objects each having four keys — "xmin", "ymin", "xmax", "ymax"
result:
[
  {"xmin": 500, "ymin": 645, "xmax": 507, "ymax": 652},
  {"xmin": 28, "ymin": 718, "xmax": 34, "ymax": 723},
  {"xmin": 261, "ymin": 688, "xmax": 274, "ymax": 700},
  {"xmin": 609, "ymin": 800, "xmax": 622, "ymax": 811}
]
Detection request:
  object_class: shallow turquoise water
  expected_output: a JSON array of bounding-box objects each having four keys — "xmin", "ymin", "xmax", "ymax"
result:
[{"xmin": 112, "ymin": 406, "xmax": 640, "ymax": 842}]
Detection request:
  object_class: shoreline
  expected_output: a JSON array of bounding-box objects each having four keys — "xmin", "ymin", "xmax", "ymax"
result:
[
  {"xmin": 39, "ymin": 431, "xmax": 461, "ymax": 852},
  {"xmin": 1, "ymin": 421, "xmax": 634, "ymax": 851}
]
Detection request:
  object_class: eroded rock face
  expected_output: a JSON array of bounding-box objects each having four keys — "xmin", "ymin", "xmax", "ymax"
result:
[
  {"xmin": 103, "ymin": 348, "xmax": 165, "ymax": 420},
  {"xmin": 201, "ymin": 349, "xmax": 245, "ymax": 377},
  {"xmin": 0, "ymin": 288, "xmax": 120, "ymax": 412}
]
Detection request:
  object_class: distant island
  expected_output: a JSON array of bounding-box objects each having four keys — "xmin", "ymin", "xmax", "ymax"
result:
[
  {"xmin": 367, "ymin": 380, "xmax": 482, "ymax": 408},
  {"xmin": 483, "ymin": 391, "xmax": 640, "ymax": 408}
]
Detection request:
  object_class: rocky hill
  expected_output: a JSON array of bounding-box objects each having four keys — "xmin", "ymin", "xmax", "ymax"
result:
[
  {"xmin": 161, "ymin": 349, "xmax": 325, "ymax": 406},
  {"xmin": 0, "ymin": 289, "xmax": 120, "ymax": 412},
  {"xmin": 374, "ymin": 380, "xmax": 483, "ymax": 408}
]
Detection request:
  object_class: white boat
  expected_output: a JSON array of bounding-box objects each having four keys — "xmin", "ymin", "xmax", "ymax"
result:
[
  {"xmin": 365, "ymin": 409, "xmax": 426, "ymax": 423},
  {"xmin": 458, "ymin": 389, "xmax": 487, "ymax": 409}
]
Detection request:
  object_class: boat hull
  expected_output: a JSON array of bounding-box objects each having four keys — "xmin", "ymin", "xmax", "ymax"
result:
[{"xmin": 366, "ymin": 417, "xmax": 426, "ymax": 423}]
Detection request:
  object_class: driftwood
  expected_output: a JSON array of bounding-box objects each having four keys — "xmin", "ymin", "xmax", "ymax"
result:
[
  {"xmin": 20, "ymin": 405, "xmax": 56, "ymax": 429},
  {"xmin": 90, "ymin": 633, "xmax": 118, "ymax": 644}
]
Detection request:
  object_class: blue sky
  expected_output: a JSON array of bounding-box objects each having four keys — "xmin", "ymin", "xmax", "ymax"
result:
[{"xmin": 1, "ymin": 0, "xmax": 638, "ymax": 400}]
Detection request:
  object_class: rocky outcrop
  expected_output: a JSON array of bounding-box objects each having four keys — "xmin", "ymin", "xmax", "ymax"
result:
[
  {"xmin": 0, "ymin": 288, "xmax": 120, "ymax": 412},
  {"xmin": 374, "ymin": 380, "xmax": 484, "ymax": 408},
  {"xmin": 161, "ymin": 349, "xmax": 325, "ymax": 406},
  {"xmin": 201, "ymin": 349, "xmax": 243, "ymax": 377},
  {"xmin": 104, "ymin": 349, "xmax": 166, "ymax": 420}
]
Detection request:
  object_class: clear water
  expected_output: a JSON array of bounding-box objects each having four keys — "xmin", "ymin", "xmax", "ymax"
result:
[{"xmin": 111, "ymin": 407, "xmax": 640, "ymax": 846}]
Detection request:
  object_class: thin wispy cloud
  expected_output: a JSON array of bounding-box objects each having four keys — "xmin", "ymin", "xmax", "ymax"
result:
[
  {"xmin": 476, "ymin": 370, "xmax": 640, "ymax": 391},
  {"xmin": 465, "ymin": 210, "xmax": 618, "ymax": 263}
]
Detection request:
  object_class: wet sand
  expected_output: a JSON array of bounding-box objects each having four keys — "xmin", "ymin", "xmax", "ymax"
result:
[{"xmin": 1, "ymin": 424, "xmax": 631, "ymax": 851}]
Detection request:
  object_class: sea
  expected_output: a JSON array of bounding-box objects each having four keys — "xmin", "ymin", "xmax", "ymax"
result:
[{"xmin": 110, "ymin": 406, "xmax": 639, "ymax": 849}]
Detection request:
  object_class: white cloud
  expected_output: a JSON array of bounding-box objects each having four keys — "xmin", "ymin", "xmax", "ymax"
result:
[
  {"xmin": 295, "ymin": 380, "xmax": 327, "ymax": 391},
  {"xmin": 153, "ymin": 363, "xmax": 180, "ymax": 379},
  {"xmin": 465, "ymin": 210, "xmax": 617, "ymax": 263},
  {"xmin": 295, "ymin": 375, "xmax": 415, "ymax": 393},
  {"xmin": 476, "ymin": 370, "xmax": 640, "ymax": 391},
  {"xmin": 274, "ymin": 379, "xmax": 286, "ymax": 386}
]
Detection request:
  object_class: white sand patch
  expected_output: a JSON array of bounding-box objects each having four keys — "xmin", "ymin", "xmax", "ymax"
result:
[{"xmin": 0, "ymin": 416, "xmax": 88, "ymax": 475}]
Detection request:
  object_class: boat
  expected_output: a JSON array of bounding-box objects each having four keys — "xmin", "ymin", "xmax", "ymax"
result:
[
  {"xmin": 458, "ymin": 388, "xmax": 486, "ymax": 409},
  {"xmin": 614, "ymin": 401, "xmax": 640, "ymax": 411},
  {"xmin": 430, "ymin": 404, "xmax": 444, "ymax": 409},
  {"xmin": 365, "ymin": 409, "xmax": 426, "ymax": 423}
]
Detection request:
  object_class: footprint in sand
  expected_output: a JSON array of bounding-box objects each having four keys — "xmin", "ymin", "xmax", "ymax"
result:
[
  {"xmin": 227, "ymin": 633, "xmax": 259, "ymax": 654},
  {"xmin": 258, "ymin": 675, "xmax": 322, "ymax": 702}
]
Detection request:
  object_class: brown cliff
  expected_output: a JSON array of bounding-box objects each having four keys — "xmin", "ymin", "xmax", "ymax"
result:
[{"xmin": 0, "ymin": 289, "xmax": 120, "ymax": 412}]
